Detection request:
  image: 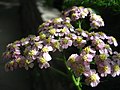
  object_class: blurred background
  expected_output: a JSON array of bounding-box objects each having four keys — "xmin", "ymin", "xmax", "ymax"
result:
[{"xmin": 0, "ymin": 0, "xmax": 120, "ymax": 90}]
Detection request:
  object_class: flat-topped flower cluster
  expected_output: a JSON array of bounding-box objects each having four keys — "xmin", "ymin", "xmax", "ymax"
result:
[{"xmin": 3, "ymin": 6, "xmax": 120, "ymax": 87}]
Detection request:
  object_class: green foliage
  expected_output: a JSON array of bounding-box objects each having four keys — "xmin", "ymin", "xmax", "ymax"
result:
[{"xmin": 63, "ymin": 0, "xmax": 120, "ymax": 12}]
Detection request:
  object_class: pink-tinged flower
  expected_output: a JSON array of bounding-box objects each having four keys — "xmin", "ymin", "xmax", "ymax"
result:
[
  {"xmin": 24, "ymin": 60, "xmax": 34, "ymax": 70},
  {"xmin": 60, "ymin": 37, "xmax": 72, "ymax": 49},
  {"xmin": 92, "ymin": 38, "xmax": 105, "ymax": 50},
  {"xmin": 73, "ymin": 63, "xmax": 90, "ymax": 77},
  {"xmin": 97, "ymin": 32, "xmax": 108, "ymax": 40},
  {"xmin": 43, "ymin": 52, "xmax": 52, "ymax": 61},
  {"xmin": 49, "ymin": 28, "xmax": 56, "ymax": 36},
  {"xmin": 85, "ymin": 70, "xmax": 100, "ymax": 87},
  {"xmin": 75, "ymin": 28, "xmax": 89, "ymax": 38},
  {"xmin": 67, "ymin": 33, "xmax": 77, "ymax": 40},
  {"xmin": 41, "ymin": 45, "xmax": 53, "ymax": 53},
  {"xmin": 28, "ymin": 49, "xmax": 38, "ymax": 56},
  {"xmin": 5, "ymin": 61, "xmax": 14, "ymax": 71},
  {"xmin": 99, "ymin": 44, "xmax": 112, "ymax": 55},
  {"xmin": 64, "ymin": 17, "xmax": 71, "ymax": 23},
  {"xmin": 82, "ymin": 54, "xmax": 94, "ymax": 62},
  {"xmin": 54, "ymin": 27, "xmax": 70, "ymax": 37},
  {"xmin": 107, "ymin": 36, "xmax": 118, "ymax": 47},
  {"xmin": 111, "ymin": 63, "xmax": 120, "ymax": 77},
  {"xmin": 38, "ymin": 19, "xmax": 52, "ymax": 32},
  {"xmin": 51, "ymin": 39, "xmax": 60, "ymax": 51},
  {"xmin": 33, "ymin": 36, "xmax": 40, "ymax": 41},
  {"xmin": 97, "ymin": 61, "xmax": 111, "ymax": 77},
  {"xmin": 90, "ymin": 14, "xmax": 104, "ymax": 29},
  {"xmin": 67, "ymin": 54, "xmax": 79, "ymax": 68},
  {"xmin": 82, "ymin": 46, "xmax": 96, "ymax": 55},
  {"xmin": 37, "ymin": 56, "xmax": 51, "ymax": 69},
  {"xmin": 112, "ymin": 52, "xmax": 120, "ymax": 65},
  {"xmin": 67, "ymin": 54, "xmax": 91, "ymax": 77},
  {"xmin": 73, "ymin": 36, "xmax": 86, "ymax": 48},
  {"xmin": 34, "ymin": 41, "xmax": 43, "ymax": 49},
  {"xmin": 25, "ymin": 48, "xmax": 39, "ymax": 60},
  {"xmin": 78, "ymin": 6, "xmax": 89, "ymax": 18},
  {"xmin": 99, "ymin": 54, "xmax": 108, "ymax": 61}
]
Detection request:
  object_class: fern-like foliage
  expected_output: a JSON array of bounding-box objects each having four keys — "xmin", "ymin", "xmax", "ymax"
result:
[{"xmin": 63, "ymin": 0, "xmax": 120, "ymax": 12}]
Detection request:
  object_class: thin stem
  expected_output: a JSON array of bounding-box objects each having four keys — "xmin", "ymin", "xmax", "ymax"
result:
[
  {"xmin": 78, "ymin": 20, "xmax": 82, "ymax": 28},
  {"xmin": 50, "ymin": 67, "xmax": 67, "ymax": 77},
  {"xmin": 62, "ymin": 52, "xmax": 82, "ymax": 90},
  {"xmin": 88, "ymin": 27, "xmax": 93, "ymax": 32}
]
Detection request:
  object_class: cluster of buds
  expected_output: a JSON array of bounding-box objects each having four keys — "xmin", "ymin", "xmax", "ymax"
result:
[{"xmin": 3, "ymin": 6, "xmax": 120, "ymax": 87}]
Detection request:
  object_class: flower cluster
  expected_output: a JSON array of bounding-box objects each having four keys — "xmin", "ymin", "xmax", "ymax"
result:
[
  {"xmin": 63, "ymin": 6, "xmax": 104, "ymax": 29},
  {"xmin": 3, "ymin": 6, "xmax": 120, "ymax": 87}
]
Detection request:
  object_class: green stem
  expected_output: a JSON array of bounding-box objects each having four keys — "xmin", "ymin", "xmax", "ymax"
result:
[
  {"xmin": 62, "ymin": 52, "xmax": 82, "ymax": 90},
  {"xmin": 50, "ymin": 67, "xmax": 67, "ymax": 77},
  {"xmin": 78, "ymin": 20, "xmax": 82, "ymax": 28},
  {"xmin": 88, "ymin": 27, "xmax": 92, "ymax": 32}
]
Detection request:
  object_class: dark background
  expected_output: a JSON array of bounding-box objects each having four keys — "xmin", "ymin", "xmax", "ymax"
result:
[{"xmin": 0, "ymin": 0, "xmax": 120, "ymax": 90}]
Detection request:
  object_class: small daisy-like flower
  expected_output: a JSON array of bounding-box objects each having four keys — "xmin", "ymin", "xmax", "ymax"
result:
[
  {"xmin": 81, "ymin": 54, "xmax": 94, "ymax": 62},
  {"xmin": 92, "ymin": 38, "xmax": 105, "ymax": 50},
  {"xmin": 111, "ymin": 64, "xmax": 120, "ymax": 77},
  {"xmin": 73, "ymin": 36, "xmax": 86, "ymax": 48},
  {"xmin": 97, "ymin": 61, "xmax": 111, "ymax": 77},
  {"xmin": 82, "ymin": 46, "xmax": 96, "ymax": 55},
  {"xmin": 51, "ymin": 39, "xmax": 60, "ymax": 51},
  {"xmin": 67, "ymin": 54, "xmax": 79, "ymax": 68},
  {"xmin": 34, "ymin": 41, "xmax": 43, "ymax": 49},
  {"xmin": 107, "ymin": 36, "xmax": 118, "ymax": 47},
  {"xmin": 24, "ymin": 60, "xmax": 34, "ymax": 70},
  {"xmin": 28, "ymin": 49, "xmax": 38, "ymax": 56},
  {"xmin": 60, "ymin": 37, "xmax": 72, "ymax": 49},
  {"xmin": 85, "ymin": 70, "xmax": 100, "ymax": 87},
  {"xmin": 37, "ymin": 56, "xmax": 50, "ymax": 69},
  {"xmin": 99, "ymin": 54, "xmax": 108, "ymax": 61},
  {"xmin": 41, "ymin": 45, "xmax": 53, "ymax": 53}
]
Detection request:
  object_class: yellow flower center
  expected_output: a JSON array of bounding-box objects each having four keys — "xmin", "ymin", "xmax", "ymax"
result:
[
  {"xmin": 40, "ymin": 57, "xmax": 46, "ymax": 64},
  {"xmin": 46, "ymin": 38, "xmax": 51, "ymax": 44},
  {"xmin": 105, "ymin": 44, "xmax": 110, "ymax": 49},
  {"xmin": 26, "ymin": 60, "xmax": 30, "ymax": 64},
  {"xmin": 90, "ymin": 74, "xmax": 97, "ymax": 82},
  {"xmin": 82, "ymin": 55, "xmax": 88, "ymax": 61},
  {"xmin": 84, "ymin": 47, "xmax": 90, "ymax": 54},
  {"xmin": 114, "ymin": 65, "xmax": 120, "ymax": 72},
  {"xmin": 103, "ymin": 66, "xmax": 109, "ymax": 72},
  {"xmin": 63, "ymin": 39, "xmax": 68, "ymax": 44},
  {"xmin": 53, "ymin": 41, "xmax": 60, "ymax": 49},
  {"xmin": 69, "ymin": 57, "xmax": 75, "ymax": 63},
  {"xmin": 39, "ymin": 33, "xmax": 46, "ymax": 39},
  {"xmin": 61, "ymin": 28, "xmax": 66, "ymax": 33},
  {"xmin": 28, "ymin": 50, "xmax": 37, "ymax": 56},
  {"xmin": 100, "ymin": 54, "xmax": 107, "ymax": 61},
  {"xmin": 10, "ymin": 61, "xmax": 14, "ymax": 65},
  {"xmin": 49, "ymin": 28, "xmax": 56, "ymax": 34},
  {"xmin": 42, "ymin": 47, "xmax": 48, "ymax": 52},
  {"xmin": 76, "ymin": 37, "xmax": 82, "ymax": 43}
]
